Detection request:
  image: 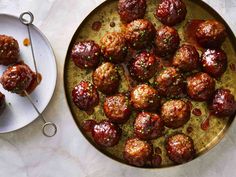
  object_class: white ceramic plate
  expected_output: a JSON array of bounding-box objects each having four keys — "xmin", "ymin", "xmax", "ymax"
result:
[{"xmin": 0, "ymin": 14, "xmax": 57, "ymax": 133}]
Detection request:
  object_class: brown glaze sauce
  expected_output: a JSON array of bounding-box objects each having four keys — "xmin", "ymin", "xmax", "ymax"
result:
[
  {"xmin": 184, "ymin": 19, "xmax": 205, "ymax": 50},
  {"xmin": 11, "ymin": 61, "xmax": 42, "ymax": 96},
  {"xmin": 85, "ymin": 109, "xmax": 95, "ymax": 115},
  {"xmin": 110, "ymin": 21, "xmax": 116, "ymax": 27},
  {"xmin": 82, "ymin": 119, "xmax": 97, "ymax": 132},
  {"xmin": 25, "ymin": 73, "xmax": 42, "ymax": 94},
  {"xmin": 230, "ymin": 63, "xmax": 236, "ymax": 72},
  {"xmin": 187, "ymin": 126, "xmax": 193, "ymax": 133},
  {"xmin": 154, "ymin": 147, "xmax": 162, "ymax": 154},
  {"xmin": 192, "ymin": 108, "xmax": 202, "ymax": 116},
  {"xmin": 121, "ymin": 63, "xmax": 137, "ymax": 90},
  {"xmin": 159, "ymin": 58, "xmax": 172, "ymax": 68},
  {"xmin": 187, "ymin": 100, "xmax": 193, "ymax": 110},
  {"xmin": 92, "ymin": 21, "xmax": 102, "ymax": 31}
]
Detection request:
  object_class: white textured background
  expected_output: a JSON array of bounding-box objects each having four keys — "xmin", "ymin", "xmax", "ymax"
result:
[{"xmin": 0, "ymin": 0, "xmax": 236, "ymax": 177}]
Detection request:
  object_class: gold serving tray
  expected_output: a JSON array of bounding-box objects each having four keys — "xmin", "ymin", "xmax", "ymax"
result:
[{"xmin": 64, "ymin": 0, "xmax": 236, "ymax": 168}]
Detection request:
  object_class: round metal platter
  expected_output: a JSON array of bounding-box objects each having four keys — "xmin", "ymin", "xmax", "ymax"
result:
[{"xmin": 64, "ymin": 0, "xmax": 236, "ymax": 168}]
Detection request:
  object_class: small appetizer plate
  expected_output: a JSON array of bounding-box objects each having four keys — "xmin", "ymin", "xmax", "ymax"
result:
[{"xmin": 0, "ymin": 14, "xmax": 57, "ymax": 133}]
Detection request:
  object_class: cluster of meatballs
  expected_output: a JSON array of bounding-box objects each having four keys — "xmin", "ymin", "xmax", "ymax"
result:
[
  {"xmin": 71, "ymin": 0, "xmax": 236, "ymax": 167},
  {"xmin": 0, "ymin": 34, "xmax": 38, "ymax": 114}
]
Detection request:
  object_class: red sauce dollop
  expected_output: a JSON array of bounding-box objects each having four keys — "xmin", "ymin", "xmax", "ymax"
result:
[
  {"xmin": 230, "ymin": 63, "xmax": 236, "ymax": 72},
  {"xmin": 85, "ymin": 109, "xmax": 95, "ymax": 115},
  {"xmin": 192, "ymin": 108, "xmax": 202, "ymax": 116},
  {"xmin": 187, "ymin": 126, "xmax": 193, "ymax": 133},
  {"xmin": 92, "ymin": 21, "xmax": 102, "ymax": 31},
  {"xmin": 201, "ymin": 113, "xmax": 212, "ymax": 131}
]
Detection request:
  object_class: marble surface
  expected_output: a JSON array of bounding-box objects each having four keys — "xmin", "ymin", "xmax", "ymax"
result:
[{"xmin": 0, "ymin": 0, "xmax": 236, "ymax": 177}]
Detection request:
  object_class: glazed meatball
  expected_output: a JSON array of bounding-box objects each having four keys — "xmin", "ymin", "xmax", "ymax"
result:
[
  {"xmin": 92, "ymin": 120, "xmax": 122, "ymax": 147},
  {"xmin": 82, "ymin": 119, "xmax": 97, "ymax": 133},
  {"xmin": 155, "ymin": 26, "xmax": 180, "ymax": 57},
  {"xmin": 125, "ymin": 19, "xmax": 156, "ymax": 49},
  {"xmin": 123, "ymin": 138, "xmax": 153, "ymax": 166},
  {"xmin": 196, "ymin": 20, "xmax": 227, "ymax": 48},
  {"xmin": 210, "ymin": 89, "xmax": 236, "ymax": 117},
  {"xmin": 200, "ymin": 49, "xmax": 227, "ymax": 78},
  {"xmin": 92, "ymin": 62, "xmax": 120, "ymax": 95},
  {"xmin": 100, "ymin": 32, "xmax": 127, "ymax": 63},
  {"xmin": 0, "ymin": 92, "xmax": 6, "ymax": 113},
  {"xmin": 130, "ymin": 84, "xmax": 161, "ymax": 111},
  {"xmin": 165, "ymin": 133, "xmax": 195, "ymax": 164},
  {"xmin": 129, "ymin": 51, "xmax": 160, "ymax": 81},
  {"xmin": 71, "ymin": 40, "xmax": 101, "ymax": 69},
  {"xmin": 172, "ymin": 44, "xmax": 200, "ymax": 72},
  {"xmin": 154, "ymin": 67, "xmax": 185, "ymax": 98},
  {"xmin": 161, "ymin": 100, "xmax": 190, "ymax": 129},
  {"xmin": 0, "ymin": 35, "xmax": 19, "ymax": 65},
  {"xmin": 118, "ymin": 0, "xmax": 147, "ymax": 24},
  {"xmin": 103, "ymin": 94, "xmax": 131, "ymax": 123},
  {"xmin": 186, "ymin": 72, "xmax": 215, "ymax": 101},
  {"xmin": 1, "ymin": 64, "xmax": 35, "ymax": 94},
  {"xmin": 134, "ymin": 112, "xmax": 164, "ymax": 140},
  {"xmin": 72, "ymin": 81, "xmax": 99, "ymax": 111},
  {"xmin": 156, "ymin": 0, "xmax": 187, "ymax": 26}
]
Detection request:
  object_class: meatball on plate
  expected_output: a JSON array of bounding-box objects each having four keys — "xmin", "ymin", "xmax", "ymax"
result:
[
  {"xmin": 0, "ymin": 92, "xmax": 6, "ymax": 115},
  {"xmin": 154, "ymin": 67, "xmax": 185, "ymax": 98},
  {"xmin": 172, "ymin": 44, "xmax": 199, "ymax": 72},
  {"xmin": 130, "ymin": 84, "xmax": 161, "ymax": 111},
  {"xmin": 1, "ymin": 64, "xmax": 39, "ymax": 95},
  {"xmin": 92, "ymin": 120, "xmax": 122, "ymax": 147},
  {"xmin": 129, "ymin": 51, "xmax": 160, "ymax": 81},
  {"xmin": 200, "ymin": 49, "xmax": 227, "ymax": 78},
  {"xmin": 64, "ymin": 0, "xmax": 236, "ymax": 168},
  {"xmin": 155, "ymin": 25, "xmax": 180, "ymax": 57},
  {"xmin": 187, "ymin": 72, "xmax": 215, "ymax": 101},
  {"xmin": 124, "ymin": 138, "xmax": 153, "ymax": 166},
  {"xmin": 92, "ymin": 62, "xmax": 120, "ymax": 95},
  {"xmin": 0, "ymin": 34, "xmax": 19, "ymax": 65},
  {"xmin": 0, "ymin": 14, "xmax": 56, "ymax": 133},
  {"xmin": 118, "ymin": 0, "xmax": 147, "ymax": 24},
  {"xmin": 125, "ymin": 19, "xmax": 156, "ymax": 49},
  {"xmin": 100, "ymin": 32, "xmax": 127, "ymax": 63},
  {"xmin": 166, "ymin": 133, "xmax": 195, "ymax": 164},
  {"xmin": 156, "ymin": 0, "xmax": 187, "ymax": 26},
  {"xmin": 71, "ymin": 40, "xmax": 101, "ymax": 69},
  {"xmin": 134, "ymin": 112, "xmax": 164, "ymax": 140},
  {"xmin": 209, "ymin": 89, "xmax": 236, "ymax": 117},
  {"xmin": 72, "ymin": 81, "xmax": 99, "ymax": 112},
  {"xmin": 103, "ymin": 94, "xmax": 131, "ymax": 123},
  {"xmin": 196, "ymin": 20, "xmax": 227, "ymax": 49}
]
